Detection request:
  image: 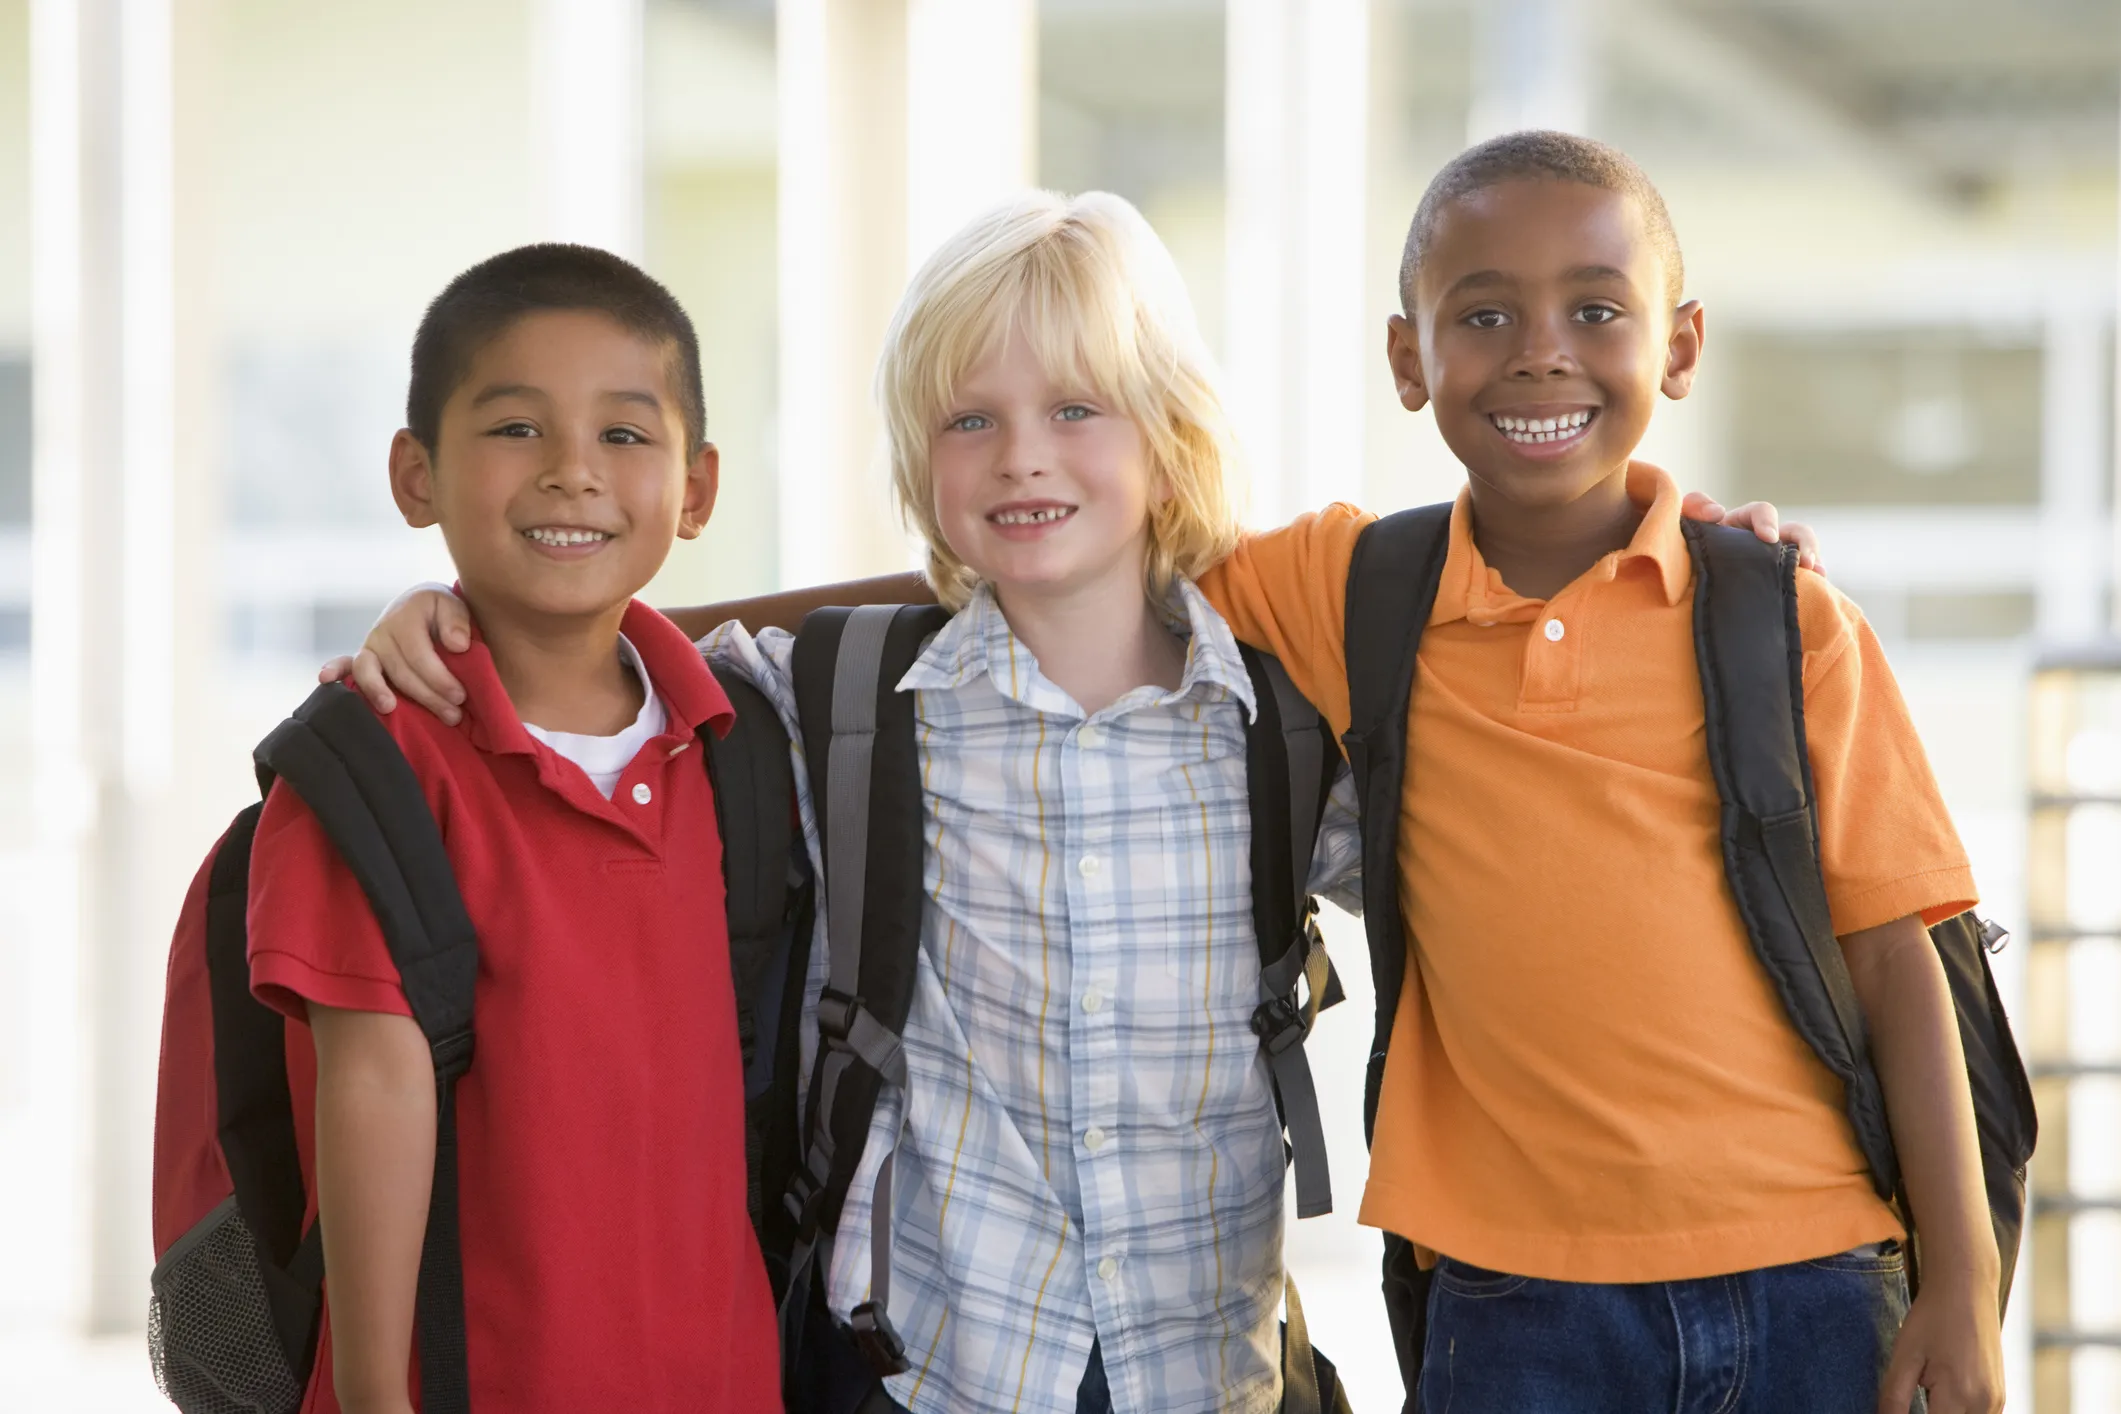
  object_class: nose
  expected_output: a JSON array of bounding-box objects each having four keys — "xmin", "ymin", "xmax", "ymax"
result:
[
  {"xmin": 1504, "ymin": 308, "xmax": 1578, "ymax": 381},
  {"xmin": 537, "ymin": 429, "xmax": 606, "ymax": 496},
  {"xmin": 996, "ymin": 417, "xmax": 1052, "ymax": 482}
]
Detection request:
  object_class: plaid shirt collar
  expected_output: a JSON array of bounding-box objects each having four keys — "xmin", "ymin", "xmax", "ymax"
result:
[{"xmin": 898, "ymin": 576, "xmax": 1260, "ymax": 722}]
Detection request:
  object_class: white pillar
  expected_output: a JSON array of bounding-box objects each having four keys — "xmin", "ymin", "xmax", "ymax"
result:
[
  {"xmin": 2038, "ymin": 312, "xmax": 2109, "ymax": 644},
  {"xmin": 905, "ymin": 0, "xmax": 1036, "ymax": 265},
  {"xmin": 533, "ymin": 0, "xmax": 645, "ymax": 259},
  {"xmin": 776, "ymin": 0, "xmax": 909, "ymax": 588},
  {"xmin": 1225, "ymin": 0, "xmax": 1370, "ymax": 526},
  {"xmin": 775, "ymin": 0, "xmax": 1037, "ymax": 588},
  {"xmin": 1467, "ymin": 0, "xmax": 1591, "ymax": 144},
  {"xmin": 2111, "ymin": 82, "xmax": 2121, "ymax": 635},
  {"xmin": 29, "ymin": 0, "xmax": 208, "ymax": 1333}
]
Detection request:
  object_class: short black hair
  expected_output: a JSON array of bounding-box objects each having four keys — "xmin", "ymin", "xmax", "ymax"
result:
[
  {"xmin": 406, "ymin": 243, "xmax": 706, "ymax": 453},
  {"xmin": 1400, "ymin": 130, "xmax": 1684, "ymax": 313}
]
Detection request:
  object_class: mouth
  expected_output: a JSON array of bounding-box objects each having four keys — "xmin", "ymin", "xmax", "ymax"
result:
[
  {"xmin": 521, "ymin": 525, "xmax": 615, "ymax": 552},
  {"xmin": 986, "ymin": 503, "xmax": 1077, "ymax": 539},
  {"xmin": 1489, "ymin": 407, "xmax": 1597, "ymax": 449}
]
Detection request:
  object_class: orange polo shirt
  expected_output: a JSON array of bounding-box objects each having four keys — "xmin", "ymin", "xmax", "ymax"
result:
[{"xmin": 1198, "ymin": 464, "xmax": 1977, "ymax": 1283}]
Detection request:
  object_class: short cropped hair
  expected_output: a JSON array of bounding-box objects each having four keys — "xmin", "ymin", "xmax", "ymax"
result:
[
  {"xmin": 878, "ymin": 191, "xmax": 1241, "ymax": 611},
  {"xmin": 407, "ymin": 243, "xmax": 706, "ymax": 454},
  {"xmin": 1400, "ymin": 130, "xmax": 1685, "ymax": 312}
]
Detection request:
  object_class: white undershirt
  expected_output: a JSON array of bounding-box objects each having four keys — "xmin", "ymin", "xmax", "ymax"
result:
[{"xmin": 521, "ymin": 634, "xmax": 668, "ymax": 799}]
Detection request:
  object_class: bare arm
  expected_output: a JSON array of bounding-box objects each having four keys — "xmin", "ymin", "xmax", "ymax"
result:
[
  {"xmin": 310, "ymin": 1005, "xmax": 434, "ymax": 1414},
  {"xmin": 657, "ymin": 571, "xmax": 935, "ymax": 639},
  {"xmin": 1842, "ymin": 914, "xmax": 2002, "ymax": 1414},
  {"xmin": 321, "ymin": 498, "xmax": 1809, "ymax": 716}
]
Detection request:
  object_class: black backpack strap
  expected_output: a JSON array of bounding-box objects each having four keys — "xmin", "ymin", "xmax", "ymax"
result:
[
  {"xmin": 1339, "ymin": 503, "xmax": 1453, "ymax": 1143},
  {"xmin": 254, "ymin": 683, "xmax": 478, "ymax": 1414},
  {"xmin": 1682, "ymin": 521, "xmax": 1899, "ymax": 1199},
  {"xmin": 1238, "ymin": 646, "xmax": 1337, "ymax": 1220},
  {"xmin": 702, "ymin": 664, "xmax": 812, "ymax": 1274},
  {"xmin": 704, "ymin": 668, "xmax": 798, "ymax": 1077},
  {"xmin": 202, "ymin": 801, "xmax": 326, "ymax": 1375},
  {"xmin": 781, "ymin": 603, "xmax": 949, "ymax": 1379},
  {"xmin": 1339, "ymin": 503, "xmax": 1452, "ymax": 1408}
]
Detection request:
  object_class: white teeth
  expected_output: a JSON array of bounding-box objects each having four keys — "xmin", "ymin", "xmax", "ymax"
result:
[
  {"xmin": 1492, "ymin": 410, "xmax": 1593, "ymax": 443},
  {"xmin": 992, "ymin": 507, "xmax": 1073, "ymax": 526},
  {"xmin": 523, "ymin": 527, "xmax": 611, "ymax": 546}
]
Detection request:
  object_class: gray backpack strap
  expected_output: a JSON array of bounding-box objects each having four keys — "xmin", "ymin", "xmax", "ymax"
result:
[
  {"xmin": 1239, "ymin": 646, "xmax": 1337, "ymax": 1220},
  {"xmin": 781, "ymin": 602, "xmax": 949, "ymax": 1383},
  {"xmin": 821, "ymin": 606, "xmax": 911, "ymax": 1085}
]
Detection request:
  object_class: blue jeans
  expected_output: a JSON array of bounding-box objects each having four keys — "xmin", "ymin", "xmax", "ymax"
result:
[{"xmin": 1418, "ymin": 1242, "xmax": 1922, "ymax": 1414}]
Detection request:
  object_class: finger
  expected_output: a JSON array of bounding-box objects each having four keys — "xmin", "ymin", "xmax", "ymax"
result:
[
  {"xmin": 348, "ymin": 649, "xmax": 399, "ymax": 715},
  {"xmin": 436, "ymin": 594, "xmax": 474, "ymax": 652},
  {"xmin": 1876, "ymin": 1345, "xmax": 1924, "ymax": 1414},
  {"xmin": 318, "ymin": 655, "xmax": 354, "ymax": 685},
  {"xmin": 395, "ymin": 627, "xmax": 468, "ymax": 716},
  {"xmin": 1726, "ymin": 500, "xmax": 1782, "ymax": 543},
  {"xmin": 1680, "ymin": 490, "xmax": 1725, "ymax": 522}
]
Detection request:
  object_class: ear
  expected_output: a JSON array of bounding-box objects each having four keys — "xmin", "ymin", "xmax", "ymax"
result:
[
  {"xmin": 1661, "ymin": 300, "xmax": 1706, "ymax": 401},
  {"xmin": 389, "ymin": 429, "xmax": 441, "ymax": 528},
  {"xmin": 676, "ymin": 441, "xmax": 721, "ymax": 540},
  {"xmin": 1386, "ymin": 314, "xmax": 1430, "ymax": 413}
]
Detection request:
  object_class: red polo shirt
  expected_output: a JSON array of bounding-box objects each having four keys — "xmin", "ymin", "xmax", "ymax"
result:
[{"xmin": 248, "ymin": 601, "xmax": 780, "ymax": 1412}]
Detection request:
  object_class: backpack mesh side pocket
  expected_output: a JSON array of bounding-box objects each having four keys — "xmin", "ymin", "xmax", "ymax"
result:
[{"xmin": 149, "ymin": 1196, "xmax": 306, "ymax": 1414}]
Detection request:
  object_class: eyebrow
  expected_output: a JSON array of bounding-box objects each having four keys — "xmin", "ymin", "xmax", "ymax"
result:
[
  {"xmin": 468, "ymin": 383, "xmax": 665, "ymax": 411},
  {"xmin": 1440, "ymin": 263, "xmax": 1638, "ymax": 302}
]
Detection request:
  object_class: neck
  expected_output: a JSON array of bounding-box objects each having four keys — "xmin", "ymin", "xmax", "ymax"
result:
[
  {"xmin": 464, "ymin": 593, "xmax": 643, "ymax": 735},
  {"xmin": 991, "ymin": 570, "xmax": 1187, "ymax": 716},
  {"xmin": 1467, "ymin": 464, "xmax": 1645, "ymax": 601}
]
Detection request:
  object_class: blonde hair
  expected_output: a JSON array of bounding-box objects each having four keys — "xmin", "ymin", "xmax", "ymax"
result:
[{"xmin": 878, "ymin": 190, "xmax": 1241, "ymax": 611}]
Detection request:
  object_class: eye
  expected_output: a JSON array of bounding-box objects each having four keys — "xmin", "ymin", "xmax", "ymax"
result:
[
  {"xmin": 1463, "ymin": 308, "xmax": 1510, "ymax": 330},
  {"xmin": 946, "ymin": 412, "xmax": 993, "ymax": 433},
  {"xmin": 1055, "ymin": 404, "xmax": 1095, "ymax": 423},
  {"xmin": 1575, "ymin": 304, "xmax": 1621, "ymax": 325},
  {"xmin": 491, "ymin": 420, "xmax": 539, "ymax": 439},
  {"xmin": 602, "ymin": 426, "xmax": 649, "ymax": 446}
]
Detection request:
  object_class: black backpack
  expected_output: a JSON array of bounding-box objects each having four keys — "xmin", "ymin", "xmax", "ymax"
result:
[
  {"xmin": 148, "ymin": 673, "xmax": 808, "ymax": 1414},
  {"xmin": 1338, "ymin": 507, "xmax": 2039, "ymax": 1407},
  {"xmin": 768, "ymin": 604, "xmax": 1353, "ymax": 1414}
]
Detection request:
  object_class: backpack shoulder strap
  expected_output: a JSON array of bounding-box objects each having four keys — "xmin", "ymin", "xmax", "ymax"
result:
[
  {"xmin": 1682, "ymin": 520, "xmax": 1898, "ymax": 1199},
  {"xmin": 703, "ymin": 665, "xmax": 798, "ymax": 1074},
  {"xmin": 1238, "ymin": 646, "xmax": 1337, "ymax": 1219},
  {"xmin": 782, "ymin": 602, "xmax": 949, "ymax": 1377},
  {"xmin": 1339, "ymin": 503, "xmax": 1452, "ymax": 1141},
  {"xmin": 252, "ymin": 683, "xmax": 477, "ymax": 1414},
  {"xmin": 254, "ymin": 686, "xmax": 477, "ymax": 1057}
]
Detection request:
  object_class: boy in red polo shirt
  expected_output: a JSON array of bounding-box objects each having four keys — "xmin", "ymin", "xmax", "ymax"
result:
[{"xmin": 245, "ymin": 244, "xmax": 779, "ymax": 1413}]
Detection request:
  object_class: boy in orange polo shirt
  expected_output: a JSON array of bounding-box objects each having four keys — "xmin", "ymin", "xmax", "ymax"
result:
[
  {"xmin": 1200, "ymin": 132, "xmax": 2002, "ymax": 1413},
  {"xmin": 246, "ymin": 245, "xmax": 780, "ymax": 1412}
]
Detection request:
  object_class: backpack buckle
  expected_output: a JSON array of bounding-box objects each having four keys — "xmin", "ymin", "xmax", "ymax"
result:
[
  {"xmin": 1251, "ymin": 996, "xmax": 1307, "ymax": 1056},
  {"xmin": 1978, "ymin": 918, "xmax": 2010, "ymax": 954},
  {"xmin": 428, "ymin": 1030, "xmax": 475, "ymax": 1083},
  {"xmin": 849, "ymin": 1300, "xmax": 910, "ymax": 1375},
  {"xmin": 816, "ymin": 988, "xmax": 861, "ymax": 1043}
]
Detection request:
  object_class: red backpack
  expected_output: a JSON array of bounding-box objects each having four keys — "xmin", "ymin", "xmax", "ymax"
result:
[
  {"xmin": 150, "ymin": 683, "xmax": 478, "ymax": 1414},
  {"xmin": 149, "ymin": 671, "xmax": 807, "ymax": 1414}
]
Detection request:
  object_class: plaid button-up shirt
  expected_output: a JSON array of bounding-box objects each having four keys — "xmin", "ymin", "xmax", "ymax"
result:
[{"xmin": 705, "ymin": 580, "xmax": 1360, "ymax": 1414}]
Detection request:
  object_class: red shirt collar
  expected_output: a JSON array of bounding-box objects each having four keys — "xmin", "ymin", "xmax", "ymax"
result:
[{"xmin": 444, "ymin": 595, "xmax": 735, "ymax": 756}]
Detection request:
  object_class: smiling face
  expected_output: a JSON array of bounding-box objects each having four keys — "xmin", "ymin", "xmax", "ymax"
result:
[
  {"xmin": 388, "ymin": 308, "xmax": 717, "ymax": 629},
  {"xmin": 928, "ymin": 322, "xmax": 1160, "ymax": 610},
  {"xmin": 1388, "ymin": 178, "xmax": 1703, "ymax": 514}
]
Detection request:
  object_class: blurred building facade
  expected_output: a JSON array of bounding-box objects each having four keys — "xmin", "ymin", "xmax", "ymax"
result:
[{"xmin": 1, "ymin": 0, "xmax": 2118, "ymax": 1408}]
